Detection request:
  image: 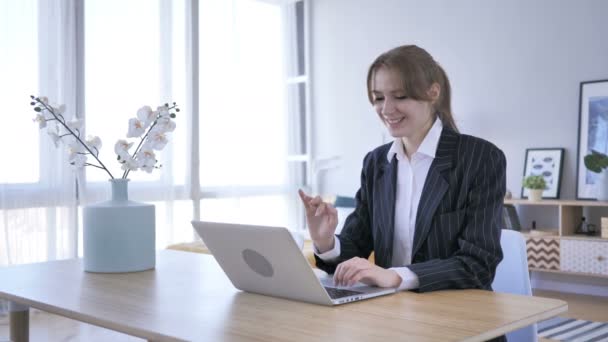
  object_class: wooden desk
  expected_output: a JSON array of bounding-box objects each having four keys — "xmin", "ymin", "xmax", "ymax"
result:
[{"xmin": 0, "ymin": 250, "xmax": 567, "ymax": 342}]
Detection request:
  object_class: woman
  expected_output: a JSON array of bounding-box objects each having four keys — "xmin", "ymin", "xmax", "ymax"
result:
[{"xmin": 299, "ymin": 45, "xmax": 506, "ymax": 293}]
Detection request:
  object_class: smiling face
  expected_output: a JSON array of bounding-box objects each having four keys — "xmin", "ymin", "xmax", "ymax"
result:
[{"xmin": 371, "ymin": 66, "xmax": 436, "ymax": 140}]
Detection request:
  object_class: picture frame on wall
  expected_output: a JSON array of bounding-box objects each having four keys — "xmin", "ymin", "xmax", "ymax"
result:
[
  {"xmin": 576, "ymin": 79, "xmax": 608, "ymax": 200},
  {"xmin": 521, "ymin": 148, "xmax": 564, "ymax": 199}
]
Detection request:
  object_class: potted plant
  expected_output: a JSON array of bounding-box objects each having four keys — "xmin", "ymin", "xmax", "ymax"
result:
[
  {"xmin": 522, "ymin": 175, "xmax": 546, "ymax": 201},
  {"xmin": 584, "ymin": 150, "xmax": 608, "ymax": 201}
]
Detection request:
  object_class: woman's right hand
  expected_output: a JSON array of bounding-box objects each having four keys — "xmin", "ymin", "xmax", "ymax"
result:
[{"xmin": 298, "ymin": 189, "xmax": 338, "ymax": 253}]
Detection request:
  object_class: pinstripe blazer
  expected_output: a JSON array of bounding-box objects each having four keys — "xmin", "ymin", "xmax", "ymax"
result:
[{"xmin": 315, "ymin": 128, "xmax": 506, "ymax": 293}]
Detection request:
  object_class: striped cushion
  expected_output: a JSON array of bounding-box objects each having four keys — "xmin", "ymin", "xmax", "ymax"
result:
[{"xmin": 538, "ymin": 316, "xmax": 608, "ymax": 341}]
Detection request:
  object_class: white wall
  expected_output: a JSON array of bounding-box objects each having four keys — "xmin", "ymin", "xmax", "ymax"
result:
[{"xmin": 310, "ymin": 0, "xmax": 608, "ymax": 295}]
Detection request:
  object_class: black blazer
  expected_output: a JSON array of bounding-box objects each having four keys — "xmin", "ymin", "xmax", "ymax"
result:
[{"xmin": 315, "ymin": 128, "xmax": 506, "ymax": 293}]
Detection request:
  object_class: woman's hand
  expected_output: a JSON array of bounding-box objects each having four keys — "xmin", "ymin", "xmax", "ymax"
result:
[
  {"xmin": 298, "ymin": 189, "xmax": 338, "ymax": 253},
  {"xmin": 333, "ymin": 257, "xmax": 402, "ymax": 288}
]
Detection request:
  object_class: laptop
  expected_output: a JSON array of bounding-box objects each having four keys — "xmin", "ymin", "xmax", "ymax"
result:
[{"xmin": 191, "ymin": 221, "xmax": 397, "ymax": 306}]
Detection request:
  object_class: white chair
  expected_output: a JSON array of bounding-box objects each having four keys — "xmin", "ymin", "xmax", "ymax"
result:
[{"xmin": 492, "ymin": 229, "xmax": 537, "ymax": 342}]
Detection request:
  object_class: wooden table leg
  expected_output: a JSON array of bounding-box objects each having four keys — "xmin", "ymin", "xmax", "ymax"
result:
[{"xmin": 9, "ymin": 302, "xmax": 29, "ymax": 342}]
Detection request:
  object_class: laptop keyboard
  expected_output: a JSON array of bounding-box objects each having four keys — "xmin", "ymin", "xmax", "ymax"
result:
[{"xmin": 324, "ymin": 287, "xmax": 364, "ymax": 299}]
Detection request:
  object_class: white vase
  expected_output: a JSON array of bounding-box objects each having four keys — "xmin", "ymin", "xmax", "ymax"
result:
[
  {"xmin": 83, "ymin": 179, "xmax": 155, "ymax": 273},
  {"xmin": 528, "ymin": 189, "xmax": 543, "ymax": 202},
  {"xmin": 597, "ymin": 169, "xmax": 608, "ymax": 201}
]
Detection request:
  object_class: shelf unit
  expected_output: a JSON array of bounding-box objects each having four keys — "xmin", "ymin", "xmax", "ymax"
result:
[{"xmin": 505, "ymin": 199, "xmax": 608, "ymax": 278}]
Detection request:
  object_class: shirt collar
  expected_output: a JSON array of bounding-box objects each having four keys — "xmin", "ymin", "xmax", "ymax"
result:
[{"xmin": 387, "ymin": 117, "xmax": 443, "ymax": 161}]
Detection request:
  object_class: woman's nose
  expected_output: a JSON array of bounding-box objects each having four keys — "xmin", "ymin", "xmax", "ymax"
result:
[{"xmin": 382, "ymin": 98, "xmax": 395, "ymax": 115}]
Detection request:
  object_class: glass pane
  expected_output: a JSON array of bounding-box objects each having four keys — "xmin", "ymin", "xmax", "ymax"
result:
[
  {"xmin": 152, "ymin": 200, "xmax": 195, "ymax": 248},
  {"xmin": 285, "ymin": 0, "xmax": 305, "ymax": 78},
  {"xmin": 201, "ymin": 195, "xmax": 290, "ymax": 227},
  {"xmin": 199, "ymin": 0, "xmax": 287, "ymax": 187},
  {"xmin": 287, "ymin": 82, "xmax": 307, "ymax": 155},
  {"xmin": 0, "ymin": 0, "xmax": 39, "ymax": 184},
  {"xmin": 170, "ymin": 0, "xmax": 188, "ymax": 186},
  {"xmin": 288, "ymin": 162, "xmax": 306, "ymax": 189},
  {"xmin": 295, "ymin": 1, "xmax": 305, "ymax": 76},
  {"xmin": 85, "ymin": 0, "xmax": 162, "ymax": 182}
]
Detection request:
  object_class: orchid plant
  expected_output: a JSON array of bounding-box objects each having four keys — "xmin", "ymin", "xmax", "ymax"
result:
[{"xmin": 30, "ymin": 95, "xmax": 179, "ymax": 179}]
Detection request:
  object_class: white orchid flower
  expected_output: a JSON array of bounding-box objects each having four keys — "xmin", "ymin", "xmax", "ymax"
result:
[
  {"xmin": 67, "ymin": 142, "xmax": 87, "ymax": 168},
  {"xmin": 151, "ymin": 117, "xmax": 176, "ymax": 133},
  {"xmin": 45, "ymin": 124, "xmax": 62, "ymax": 147},
  {"xmin": 51, "ymin": 104, "xmax": 66, "ymax": 115},
  {"xmin": 67, "ymin": 141, "xmax": 84, "ymax": 155},
  {"xmin": 47, "ymin": 130, "xmax": 61, "ymax": 147},
  {"xmin": 136, "ymin": 147, "xmax": 156, "ymax": 163},
  {"xmin": 120, "ymin": 155, "xmax": 139, "ymax": 171},
  {"xmin": 114, "ymin": 139, "xmax": 133, "ymax": 159},
  {"xmin": 136, "ymin": 106, "xmax": 155, "ymax": 128},
  {"xmin": 66, "ymin": 119, "xmax": 84, "ymax": 132},
  {"xmin": 30, "ymin": 96, "xmax": 179, "ymax": 179},
  {"xmin": 136, "ymin": 147, "xmax": 156, "ymax": 173},
  {"xmin": 156, "ymin": 105, "xmax": 170, "ymax": 118},
  {"xmin": 86, "ymin": 135, "xmax": 102, "ymax": 155},
  {"xmin": 127, "ymin": 118, "xmax": 146, "ymax": 138},
  {"xmin": 69, "ymin": 153, "xmax": 87, "ymax": 169},
  {"xmin": 139, "ymin": 162, "xmax": 155, "ymax": 173},
  {"xmin": 146, "ymin": 131, "xmax": 168, "ymax": 150},
  {"xmin": 33, "ymin": 114, "xmax": 47, "ymax": 129}
]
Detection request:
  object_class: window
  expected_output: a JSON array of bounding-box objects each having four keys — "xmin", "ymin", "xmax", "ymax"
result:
[
  {"xmin": 0, "ymin": 0, "xmax": 39, "ymax": 185},
  {"xmin": 85, "ymin": 0, "xmax": 163, "ymax": 183},
  {"xmin": 199, "ymin": 0, "xmax": 286, "ymax": 189},
  {"xmin": 197, "ymin": 0, "xmax": 310, "ymax": 230},
  {"xmin": 0, "ymin": 0, "xmax": 310, "ymax": 267}
]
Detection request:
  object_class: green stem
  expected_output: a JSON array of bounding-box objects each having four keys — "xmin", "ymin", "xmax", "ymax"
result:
[{"xmin": 85, "ymin": 163, "xmax": 105, "ymax": 170}]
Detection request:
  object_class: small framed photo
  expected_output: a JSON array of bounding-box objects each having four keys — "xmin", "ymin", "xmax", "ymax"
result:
[
  {"xmin": 576, "ymin": 79, "xmax": 608, "ymax": 199},
  {"xmin": 521, "ymin": 148, "xmax": 564, "ymax": 199}
]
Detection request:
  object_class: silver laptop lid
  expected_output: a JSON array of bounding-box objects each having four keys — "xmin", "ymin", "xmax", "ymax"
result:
[
  {"xmin": 192, "ymin": 221, "xmax": 396, "ymax": 306},
  {"xmin": 192, "ymin": 221, "xmax": 335, "ymax": 305}
]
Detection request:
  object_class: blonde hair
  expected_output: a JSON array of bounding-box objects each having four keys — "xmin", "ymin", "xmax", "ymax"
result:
[{"xmin": 366, "ymin": 45, "xmax": 458, "ymax": 132}]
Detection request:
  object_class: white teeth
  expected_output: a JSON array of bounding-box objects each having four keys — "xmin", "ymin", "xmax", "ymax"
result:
[{"xmin": 385, "ymin": 117, "xmax": 404, "ymax": 124}]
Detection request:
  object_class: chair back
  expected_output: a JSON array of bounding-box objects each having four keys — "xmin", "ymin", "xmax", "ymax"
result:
[
  {"xmin": 333, "ymin": 196, "xmax": 355, "ymax": 234},
  {"xmin": 492, "ymin": 229, "xmax": 538, "ymax": 342}
]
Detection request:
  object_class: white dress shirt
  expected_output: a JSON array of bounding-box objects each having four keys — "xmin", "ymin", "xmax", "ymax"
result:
[{"xmin": 315, "ymin": 118, "xmax": 444, "ymax": 291}]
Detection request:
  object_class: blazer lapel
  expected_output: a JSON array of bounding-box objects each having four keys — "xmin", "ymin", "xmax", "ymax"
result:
[
  {"xmin": 412, "ymin": 129, "xmax": 458, "ymax": 257},
  {"xmin": 374, "ymin": 155, "xmax": 397, "ymax": 267}
]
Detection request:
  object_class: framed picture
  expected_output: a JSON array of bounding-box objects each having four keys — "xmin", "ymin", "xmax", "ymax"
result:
[
  {"xmin": 576, "ymin": 79, "xmax": 608, "ymax": 199},
  {"xmin": 521, "ymin": 148, "xmax": 564, "ymax": 199}
]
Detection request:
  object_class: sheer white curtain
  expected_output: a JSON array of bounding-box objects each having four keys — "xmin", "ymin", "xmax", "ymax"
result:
[{"xmin": 0, "ymin": 0, "xmax": 80, "ymax": 267}]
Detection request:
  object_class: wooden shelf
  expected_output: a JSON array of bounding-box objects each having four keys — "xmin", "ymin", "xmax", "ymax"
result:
[
  {"xmin": 561, "ymin": 235, "xmax": 608, "ymax": 242},
  {"xmin": 505, "ymin": 199, "xmax": 608, "ymax": 206},
  {"xmin": 506, "ymin": 199, "xmax": 608, "ymax": 278},
  {"xmin": 528, "ymin": 267, "xmax": 608, "ymax": 279},
  {"xmin": 520, "ymin": 230, "xmax": 559, "ymax": 238},
  {"xmin": 505, "ymin": 199, "xmax": 563, "ymax": 206}
]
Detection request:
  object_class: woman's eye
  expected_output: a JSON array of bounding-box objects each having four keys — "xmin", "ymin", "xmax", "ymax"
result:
[
  {"xmin": 373, "ymin": 97, "xmax": 384, "ymax": 102},
  {"xmin": 395, "ymin": 95, "xmax": 408, "ymax": 100}
]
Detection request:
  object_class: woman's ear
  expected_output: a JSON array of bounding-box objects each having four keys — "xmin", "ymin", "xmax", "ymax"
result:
[{"xmin": 427, "ymin": 83, "xmax": 441, "ymax": 101}]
